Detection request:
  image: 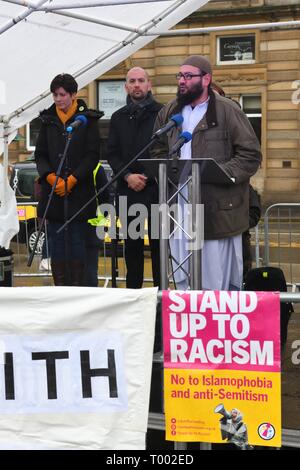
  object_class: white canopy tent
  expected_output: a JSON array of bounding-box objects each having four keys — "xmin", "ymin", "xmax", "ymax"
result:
[{"xmin": 0, "ymin": 0, "xmax": 209, "ymax": 163}]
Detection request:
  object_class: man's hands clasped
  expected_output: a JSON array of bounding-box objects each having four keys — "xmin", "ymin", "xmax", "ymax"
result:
[{"xmin": 126, "ymin": 173, "xmax": 147, "ymax": 192}]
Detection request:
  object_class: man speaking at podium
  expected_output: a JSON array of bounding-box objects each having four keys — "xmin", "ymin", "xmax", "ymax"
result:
[{"xmin": 152, "ymin": 55, "xmax": 261, "ymax": 291}]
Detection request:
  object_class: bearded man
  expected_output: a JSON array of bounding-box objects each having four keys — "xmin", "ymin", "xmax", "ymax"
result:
[{"xmin": 152, "ymin": 55, "xmax": 261, "ymax": 290}]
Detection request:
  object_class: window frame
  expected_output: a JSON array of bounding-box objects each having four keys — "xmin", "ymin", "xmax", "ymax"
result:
[
  {"xmin": 26, "ymin": 122, "xmax": 35, "ymax": 151},
  {"xmin": 239, "ymin": 94, "xmax": 262, "ymax": 144},
  {"xmin": 240, "ymin": 94, "xmax": 262, "ymax": 119},
  {"xmin": 26, "ymin": 117, "xmax": 41, "ymax": 151}
]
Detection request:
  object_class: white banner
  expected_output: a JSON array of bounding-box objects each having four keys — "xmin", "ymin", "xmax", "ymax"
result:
[
  {"xmin": 0, "ymin": 286, "xmax": 158, "ymax": 450},
  {"xmin": 0, "ymin": 163, "xmax": 19, "ymax": 248}
]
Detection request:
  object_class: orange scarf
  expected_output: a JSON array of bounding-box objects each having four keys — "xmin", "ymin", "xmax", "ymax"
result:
[{"xmin": 56, "ymin": 99, "xmax": 78, "ymax": 125}]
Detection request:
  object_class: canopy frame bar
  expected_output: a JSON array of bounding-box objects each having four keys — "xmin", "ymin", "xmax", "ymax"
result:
[
  {"xmin": 145, "ymin": 19, "xmax": 300, "ymax": 35},
  {"xmin": 2, "ymin": 1, "xmax": 186, "ymax": 34},
  {"xmin": 2, "ymin": 0, "xmax": 173, "ymax": 9},
  {"xmin": 4, "ymin": 3, "xmax": 299, "ymax": 39},
  {"xmin": 51, "ymin": 9, "xmax": 142, "ymax": 33},
  {"xmin": 1, "ymin": 0, "xmax": 38, "ymax": 8},
  {"xmin": 44, "ymin": 0, "xmax": 174, "ymax": 9},
  {"xmin": 0, "ymin": 0, "xmax": 48, "ymax": 35}
]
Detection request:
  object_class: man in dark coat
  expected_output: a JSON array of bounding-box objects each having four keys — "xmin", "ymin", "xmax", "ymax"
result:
[
  {"xmin": 106, "ymin": 67, "xmax": 162, "ymax": 288},
  {"xmin": 35, "ymin": 73, "xmax": 101, "ymax": 286}
]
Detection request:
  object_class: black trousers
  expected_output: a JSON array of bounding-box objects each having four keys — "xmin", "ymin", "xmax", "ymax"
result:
[{"xmin": 125, "ymin": 216, "xmax": 160, "ymax": 289}]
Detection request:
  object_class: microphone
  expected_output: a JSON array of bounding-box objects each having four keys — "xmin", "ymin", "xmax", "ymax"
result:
[
  {"xmin": 153, "ymin": 113, "xmax": 183, "ymax": 138},
  {"xmin": 66, "ymin": 114, "xmax": 88, "ymax": 133},
  {"xmin": 170, "ymin": 131, "xmax": 192, "ymax": 173},
  {"xmin": 170, "ymin": 131, "xmax": 192, "ymax": 155}
]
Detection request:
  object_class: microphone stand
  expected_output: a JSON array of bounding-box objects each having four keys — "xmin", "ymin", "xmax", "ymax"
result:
[
  {"xmin": 57, "ymin": 134, "xmax": 159, "ymax": 234},
  {"xmin": 171, "ymin": 149, "xmax": 180, "ymax": 177},
  {"xmin": 27, "ymin": 132, "xmax": 73, "ymax": 267},
  {"xmin": 111, "ymin": 184, "xmax": 119, "ymax": 288},
  {"xmin": 63, "ymin": 143, "xmax": 71, "ymax": 285},
  {"xmin": 169, "ymin": 133, "xmax": 192, "ymax": 185}
]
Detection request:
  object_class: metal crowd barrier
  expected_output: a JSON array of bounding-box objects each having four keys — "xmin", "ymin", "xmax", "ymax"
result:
[
  {"xmin": 13, "ymin": 202, "xmax": 155, "ymax": 287},
  {"xmin": 13, "ymin": 202, "xmax": 121, "ymax": 285},
  {"xmin": 12, "ymin": 202, "xmax": 50, "ymax": 282},
  {"xmin": 13, "ymin": 202, "xmax": 300, "ymax": 287},
  {"xmin": 264, "ymin": 203, "xmax": 300, "ymax": 286}
]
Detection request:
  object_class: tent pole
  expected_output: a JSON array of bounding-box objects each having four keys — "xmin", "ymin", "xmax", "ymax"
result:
[
  {"xmin": 1, "ymin": 91, "xmax": 50, "ymax": 123},
  {"xmin": 2, "ymin": 119, "xmax": 9, "ymax": 204},
  {"xmin": 3, "ymin": 1, "xmax": 299, "ymax": 36},
  {"xmin": 3, "ymin": 121, "xmax": 8, "ymax": 172},
  {"xmin": 144, "ymin": 19, "xmax": 300, "ymax": 36},
  {"xmin": 1, "ymin": 0, "xmax": 36, "ymax": 7},
  {"xmin": 0, "ymin": 0, "xmax": 48, "ymax": 36},
  {"xmin": 43, "ymin": 0, "xmax": 172, "ymax": 10},
  {"xmin": 52, "ymin": 10, "xmax": 139, "ymax": 33},
  {"xmin": 2, "ymin": 0, "xmax": 172, "ymax": 9},
  {"xmin": 52, "ymin": 0, "xmax": 186, "ymax": 34}
]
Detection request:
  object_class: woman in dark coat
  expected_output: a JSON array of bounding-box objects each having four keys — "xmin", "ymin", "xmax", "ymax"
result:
[{"xmin": 35, "ymin": 73, "xmax": 101, "ymax": 286}]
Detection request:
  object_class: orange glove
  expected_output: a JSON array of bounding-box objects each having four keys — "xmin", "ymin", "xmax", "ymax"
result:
[
  {"xmin": 67, "ymin": 174, "xmax": 77, "ymax": 192},
  {"xmin": 54, "ymin": 175, "xmax": 77, "ymax": 197},
  {"xmin": 54, "ymin": 178, "xmax": 66, "ymax": 197},
  {"xmin": 46, "ymin": 172, "xmax": 57, "ymax": 186}
]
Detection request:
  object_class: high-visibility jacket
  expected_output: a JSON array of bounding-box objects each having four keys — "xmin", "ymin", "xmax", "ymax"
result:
[{"xmin": 87, "ymin": 163, "xmax": 107, "ymax": 227}]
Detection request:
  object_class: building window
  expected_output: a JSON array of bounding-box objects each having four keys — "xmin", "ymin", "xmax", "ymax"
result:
[
  {"xmin": 97, "ymin": 80, "xmax": 126, "ymax": 120},
  {"xmin": 240, "ymin": 95, "xmax": 261, "ymax": 144},
  {"xmin": 217, "ymin": 35, "xmax": 255, "ymax": 65},
  {"xmin": 26, "ymin": 117, "xmax": 41, "ymax": 151}
]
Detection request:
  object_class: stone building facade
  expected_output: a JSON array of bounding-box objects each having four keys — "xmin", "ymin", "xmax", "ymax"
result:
[{"xmin": 13, "ymin": 0, "xmax": 300, "ymax": 204}]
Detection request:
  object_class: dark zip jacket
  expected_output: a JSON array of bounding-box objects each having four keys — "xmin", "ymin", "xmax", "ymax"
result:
[{"xmin": 106, "ymin": 92, "xmax": 162, "ymax": 207}]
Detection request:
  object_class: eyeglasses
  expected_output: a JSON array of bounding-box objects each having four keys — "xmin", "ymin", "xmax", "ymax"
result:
[{"xmin": 175, "ymin": 72, "xmax": 206, "ymax": 81}]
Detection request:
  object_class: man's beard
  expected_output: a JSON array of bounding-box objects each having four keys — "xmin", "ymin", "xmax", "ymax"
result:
[
  {"xmin": 176, "ymin": 81, "xmax": 204, "ymax": 107},
  {"xmin": 130, "ymin": 90, "xmax": 148, "ymax": 102}
]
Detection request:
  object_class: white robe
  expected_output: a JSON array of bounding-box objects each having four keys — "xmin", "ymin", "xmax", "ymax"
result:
[{"xmin": 169, "ymin": 101, "xmax": 243, "ymax": 291}]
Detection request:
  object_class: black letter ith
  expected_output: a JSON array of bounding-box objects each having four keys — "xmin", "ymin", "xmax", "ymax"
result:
[
  {"xmin": 32, "ymin": 351, "xmax": 69, "ymax": 399},
  {"xmin": 80, "ymin": 349, "xmax": 118, "ymax": 398},
  {"xmin": 4, "ymin": 352, "xmax": 15, "ymax": 400}
]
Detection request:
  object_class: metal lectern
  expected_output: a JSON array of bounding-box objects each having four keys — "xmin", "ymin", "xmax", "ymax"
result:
[{"xmin": 140, "ymin": 158, "xmax": 235, "ymax": 290}]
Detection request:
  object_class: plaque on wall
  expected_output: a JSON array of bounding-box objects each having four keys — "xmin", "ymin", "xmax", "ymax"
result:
[
  {"xmin": 98, "ymin": 80, "xmax": 126, "ymax": 119},
  {"xmin": 217, "ymin": 35, "xmax": 255, "ymax": 64}
]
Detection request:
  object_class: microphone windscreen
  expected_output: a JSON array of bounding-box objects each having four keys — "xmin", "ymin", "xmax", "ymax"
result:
[
  {"xmin": 76, "ymin": 114, "xmax": 88, "ymax": 125},
  {"xmin": 170, "ymin": 114, "xmax": 184, "ymax": 127},
  {"xmin": 181, "ymin": 131, "xmax": 192, "ymax": 143}
]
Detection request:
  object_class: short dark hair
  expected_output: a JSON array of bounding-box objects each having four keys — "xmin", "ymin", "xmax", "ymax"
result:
[{"xmin": 50, "ymin": 74, "xmax": 78, "ymax": 94}]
